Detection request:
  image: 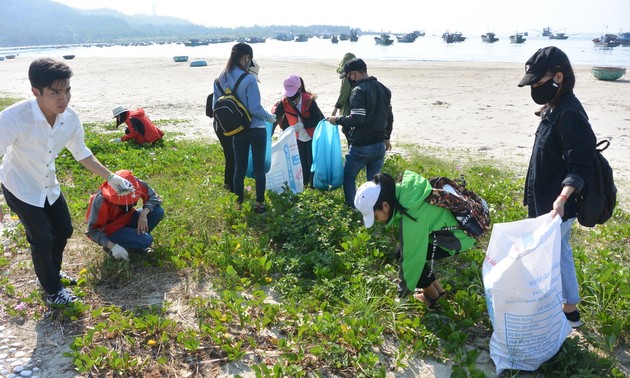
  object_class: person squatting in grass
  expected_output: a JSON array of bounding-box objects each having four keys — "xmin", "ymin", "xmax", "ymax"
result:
[
  {"xmin": 86, "ymin": 170, "xmax": 164, "ymax": 260},
  {"xmin": 110, "ymin": 105, "xmax": 164, "ymax": 145},
  {"xmin": 354, "ymin": 171, "xmax": 477, "ymax": 308},
  {"xmin": 0, "ymin": 57, "xmax": 134, "ymax": 306}
]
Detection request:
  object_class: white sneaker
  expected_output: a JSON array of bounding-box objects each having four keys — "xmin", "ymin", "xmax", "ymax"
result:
[{"xmin": 46, "ymin": 288, "xmax": 80, "ymax": 306}]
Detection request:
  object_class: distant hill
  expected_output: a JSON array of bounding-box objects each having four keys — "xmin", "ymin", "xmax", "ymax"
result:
[{"xmin": 0, "ymin": 0, "xmax": 358, "ymax": 47}]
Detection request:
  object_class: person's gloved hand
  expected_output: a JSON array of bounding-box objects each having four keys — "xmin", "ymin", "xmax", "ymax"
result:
[
  {"xmin": 266, "ymin": 114, "xmax": 276, "ymax": 123},
  {"xmin": 110, "ymin": 138, "xmax": 122, "ymax": 143},
  {"xmin": 111, "ymin": 244, "xmax": 129, "ymax": 260},
  {"xmin": 108, "ymin": 173, "xmax": 134, "ymax": 194}
]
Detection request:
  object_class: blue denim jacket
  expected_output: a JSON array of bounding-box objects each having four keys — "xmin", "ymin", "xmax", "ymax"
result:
[{"xmin": 213, "ymin": 68, "xmax": 269, "ymax": 129}]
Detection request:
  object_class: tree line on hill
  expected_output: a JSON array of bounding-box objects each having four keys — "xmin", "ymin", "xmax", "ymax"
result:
[{"xmin": 0, "ymin": 0, "xmax": 357, "ymax": 47}]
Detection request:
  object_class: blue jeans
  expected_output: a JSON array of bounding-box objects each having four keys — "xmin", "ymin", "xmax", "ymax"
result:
[
  {"xmin": 2, "ymin": 185, "xmax": 73, "ymax": 294},
  {"xmin": 343, "ymin": 142, "xmax": 386, "ymax": 206},
  {"xmin": 560, "ymin": 218, "xmax": 580, "ymax": 305},
  {"xmin": 233, "ymin": 127, "xmax": 267, "ymax": 203},
  {"xmin": 108, "ymin": 205, "xmax": 164, "ymax": 251}
]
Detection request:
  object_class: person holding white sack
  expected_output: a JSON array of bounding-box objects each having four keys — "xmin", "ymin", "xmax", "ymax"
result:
[
  {"xmin": 517, "ymin": 46, "xmax": 597, "ymax": 328},
  {"xmin": 272, "ymin": 74, "xmax": 324, "ymax": 188}
]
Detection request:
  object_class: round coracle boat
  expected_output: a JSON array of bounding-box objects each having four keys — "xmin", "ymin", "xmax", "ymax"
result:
[
  {"xmin": 591, "ymin": 66, "xmax": 626, "ymax": 81},
  {"xmin": 172, "ymin": 55, "xmax": 188, "ymax": 62}
]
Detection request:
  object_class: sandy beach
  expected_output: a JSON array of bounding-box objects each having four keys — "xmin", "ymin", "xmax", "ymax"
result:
[{"xmin": 1, "ymin": 56, "xmax": 628, "ymax": 201}]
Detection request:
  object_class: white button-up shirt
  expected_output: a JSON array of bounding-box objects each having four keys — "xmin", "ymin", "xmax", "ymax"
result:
[{"xmin": 0, "ymin": 98, "xmax": 92, "ymax": 207}]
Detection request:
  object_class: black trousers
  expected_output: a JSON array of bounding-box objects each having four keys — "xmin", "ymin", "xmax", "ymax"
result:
[
  {"xmin": 416, "ymin": 244, "xmax": 452, "ymax": 289},
  {"xmin": 297, "ymin": 139, "xmax": 313, "ymax": 188},
  {"xmin": 214, "ymin": 127, "xmax": 235, "ymax": 192},
  {"xmin": 2, "ymin": 185, "xmax": 73, "ymax": 294}
]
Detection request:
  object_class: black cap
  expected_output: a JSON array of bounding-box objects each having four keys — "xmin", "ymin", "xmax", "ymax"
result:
[
  {"xmin": 518, "ymin": 46, "xmax": 570, "ymax": 87},
  {"xmin": 340, "ymin": 58, "xmax": 367, "ymax": 79}
]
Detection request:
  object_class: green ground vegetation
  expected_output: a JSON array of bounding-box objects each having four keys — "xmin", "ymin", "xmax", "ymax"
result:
[{"xmin": 0, "ymin": 98, "xmax": 628, "ymax": 377}]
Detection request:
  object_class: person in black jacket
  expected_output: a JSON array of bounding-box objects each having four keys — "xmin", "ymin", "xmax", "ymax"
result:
[
  {"xmin": 518, "ymin": 46, "xmax": 596, "ymax": 328},
  {"xmin": 327, "ymin": 58, "xmax": 393, "ymax": 207}
]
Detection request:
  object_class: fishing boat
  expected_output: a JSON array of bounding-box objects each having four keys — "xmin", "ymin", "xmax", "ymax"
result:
[
  {"xmin": 339, "ymin": 33, "xmax": 350, "ymax": 41},
  {"xmin": 5, "ymin": 54, "xmax": 16, "ymax": 59},
  {"xmin": 549, "ymin": 32, "xmax": 569, "ymax": 40},
  {"xmin": 0, "ymin": 56, "xmax": 4, "ymax": 61},
  {"xmin": 481, "ymin": 32, "xmax": 499, "ymax": 43},
  {"xmin": 374, "ymin": 34, "xmax": 394, "ymax": 46},
  {"xmin": 442, "ymin": 32, "xmax": 466, "ymax": 43},
  {"xmin": 509, "ymin": 33, "xmax": 526, "ymax": 44},
  {"xmin": 295, "ymin": 34, "xmax": 309, "ymax": 42},
  {"xmin": 614, "ymin": 32, "xmax": 630, "ymax": 46},
  {"xmin": 331, "ymin": 35, "xmax": 338, "ymax": 44},
  {"xmin": 542, "ymin": 27, "xmax": 552, "ymax": 37},
  {"xmin": 592, "ymin": 34, "xmax": 619, "ymax": 47},
  {"xmin": 184, "ymin": 39, "xmax": 209, "ymax": 47},
  {"xmin": 173, "ymin": 55, "xmax": 189, "ymax": 62},
  {"xmin": 62, "ymin": 54, "xmax": 75, "ymax": 60},
  {"xmin": 350, "ymin": 29, "xmax": 359, "ymax": 42},
  {"xmin": 395, "ymin": 33, "xmax": 418, "ymax": 43},
  {"xmin": 246, "ymin": 37, "xmax": 266, "ymax": 44}
]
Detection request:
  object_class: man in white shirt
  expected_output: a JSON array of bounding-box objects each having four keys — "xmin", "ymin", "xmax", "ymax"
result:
[{"xmin": 0, "ymin": 58, "xmax": 133, "ymax": 306}]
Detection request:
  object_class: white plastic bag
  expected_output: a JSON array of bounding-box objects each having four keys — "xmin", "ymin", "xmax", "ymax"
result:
[
  {"xmin": 265, "ymin": 126, "xmax": 304, "ymax": 194},
  {"xmin": 483, "ymin": 213, "xmax": 572, "ymax": 375}
]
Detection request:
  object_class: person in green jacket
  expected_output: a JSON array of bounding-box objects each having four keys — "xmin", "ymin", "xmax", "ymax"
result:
[
  {"xmin": 355, "ymin": 170, "xmax": 476, "ymax": 307},
  {"xmin": 332, "ymin": 52, "xmax": 356, "ymax": 145}
]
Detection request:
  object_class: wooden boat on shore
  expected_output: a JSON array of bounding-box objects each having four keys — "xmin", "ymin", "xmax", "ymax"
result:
[
  {"xmin": 374, "ymin": 34, "xmax": 394, "ymax": 46},
  {"xmin": 173, "ymin": 55, "xmax": 189, "ymax": 62},
  {"xmin": 5, "ymin": 54, "xmax": 16, "ymax": 59},
  {"xmin": 481, "ymin": 32, "xmax": 499, "ymax": 43},
  {"xmin": 591, "ymin": 67, "xmax": 626, "ymax": 81},
  {"xmin": 189, "ymin": 60, "xmax": 207, "ymax": 67},
  {"xmin": 62, "ymin": 55, "xmax": 75, "ymax": 60}
]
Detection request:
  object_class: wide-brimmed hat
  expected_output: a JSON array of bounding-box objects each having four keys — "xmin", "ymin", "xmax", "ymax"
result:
[
  {"xmin": 339, "ymin": 58, "xmax": 367, "ymax": 79},
  {"xmin": 112, "ymin": 105, "xmax": 129, "ymax": 117},
  {"xmin": 354, "ymin": 181, "xmax": 381, "ymax": 228},
  {"xmin": 518, "ymin": 46, "xmax": 570, "ymax": 87},
  {"xmin": 101, "ymin": 169, "xmax": 141, "ymax": 205},
  {"xmin": 283, "ymin": 74, "xmax": 301, "ymax": 97}
]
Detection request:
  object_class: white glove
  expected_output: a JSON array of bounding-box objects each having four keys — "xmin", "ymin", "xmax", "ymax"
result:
[
  {"xmin": 110, "ymin": 137, "xmax": 122, "ymax": 143},
  {"xmin": 107, "ymin": 173, "xmax": 134, "ymax": 194},
  {"xmin": 111, "ymin": 244, "xmax": 129, "ymax": 260},
  {"xmin": 266, "ymin": 114, "xmax": 276, "ymax": 123}
]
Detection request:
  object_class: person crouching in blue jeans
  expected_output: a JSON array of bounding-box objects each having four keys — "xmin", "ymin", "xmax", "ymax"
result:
[{"xmin": 86, "ymin": 169, "xmax": 164, "ymax": 260}]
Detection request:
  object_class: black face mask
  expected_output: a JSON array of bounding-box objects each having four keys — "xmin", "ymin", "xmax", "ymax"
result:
[
  {"xmin": 347, "ymin": 78, "xmax": 357, "ymax": 87},
  {"xmin": 530, "ymin": 78, "xmax": 560, "ymax": 105}
]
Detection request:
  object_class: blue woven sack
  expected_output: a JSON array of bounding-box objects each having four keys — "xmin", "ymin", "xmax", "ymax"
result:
[{"xmin": 311, "ymin": 120, "xmax": 343, "ymax": 190}]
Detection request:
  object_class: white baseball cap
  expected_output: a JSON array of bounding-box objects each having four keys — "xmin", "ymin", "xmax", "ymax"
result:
[{"xmin": 354, "ymin": 181, "xmax": 381, "ymax": 228}]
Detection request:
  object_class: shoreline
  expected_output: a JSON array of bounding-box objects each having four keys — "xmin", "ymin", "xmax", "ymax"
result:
[{"xmin": 1, "ymin": 57, "xmax": 628, "ymax": 204}]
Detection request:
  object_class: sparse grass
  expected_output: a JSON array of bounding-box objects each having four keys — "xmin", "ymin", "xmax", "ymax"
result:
[{"xmin": 0, "ymin": 98, "xmax": 628, "ymax": 377}]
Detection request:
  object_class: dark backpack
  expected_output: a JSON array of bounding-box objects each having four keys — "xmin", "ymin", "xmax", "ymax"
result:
[
  {"xmin": 425, "ymin": 176, "xmax": 491, "ymax": 237},
  {"xmin": 205, "ymin": 93, "xmax": 213, "ymax": 118},
  {"xmin": 576, "ymin": 140, "xmax": 616, "ymax": 227},
  {"xmin": 213, "ymin": 73, "xmax": 252, "ymax": 137}
]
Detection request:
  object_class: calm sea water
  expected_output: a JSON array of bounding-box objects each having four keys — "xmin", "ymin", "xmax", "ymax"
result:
[{"xmin": 1, "ymin": 33, "xmax": 629, "ymax": 67}]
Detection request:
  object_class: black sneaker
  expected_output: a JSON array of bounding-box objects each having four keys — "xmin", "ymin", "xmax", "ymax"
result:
[
  {"xmin": 564, "ymin": 310, "xmax": 584, "ymax": 328},
  {"xmin": 59, "ymin": 270, "xmax": 78, "ymax": 286},
  {"xmin": 46, "ymin": 288, "xmax": 80, "ymax": 306},
  {"xmin": 254, "ymin": 204, "xmax": 266, "ymax": 214}
]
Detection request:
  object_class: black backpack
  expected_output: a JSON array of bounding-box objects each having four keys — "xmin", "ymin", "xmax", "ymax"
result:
[
  {"xmin": 425, "ymin": 176, "xmax": 491, "ymax": 237},
  {"xmin": 213, "ymin": 73, "xmax": 252, "ymax": 137},
  {"xmin": 576, "ymin": 139, "xmax": 617, "ymax": 227}
]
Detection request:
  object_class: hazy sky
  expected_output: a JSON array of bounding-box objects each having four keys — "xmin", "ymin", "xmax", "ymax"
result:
[{"xmin": 51, "ymin": 0, "xmax": 629, "ymax": 35}]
